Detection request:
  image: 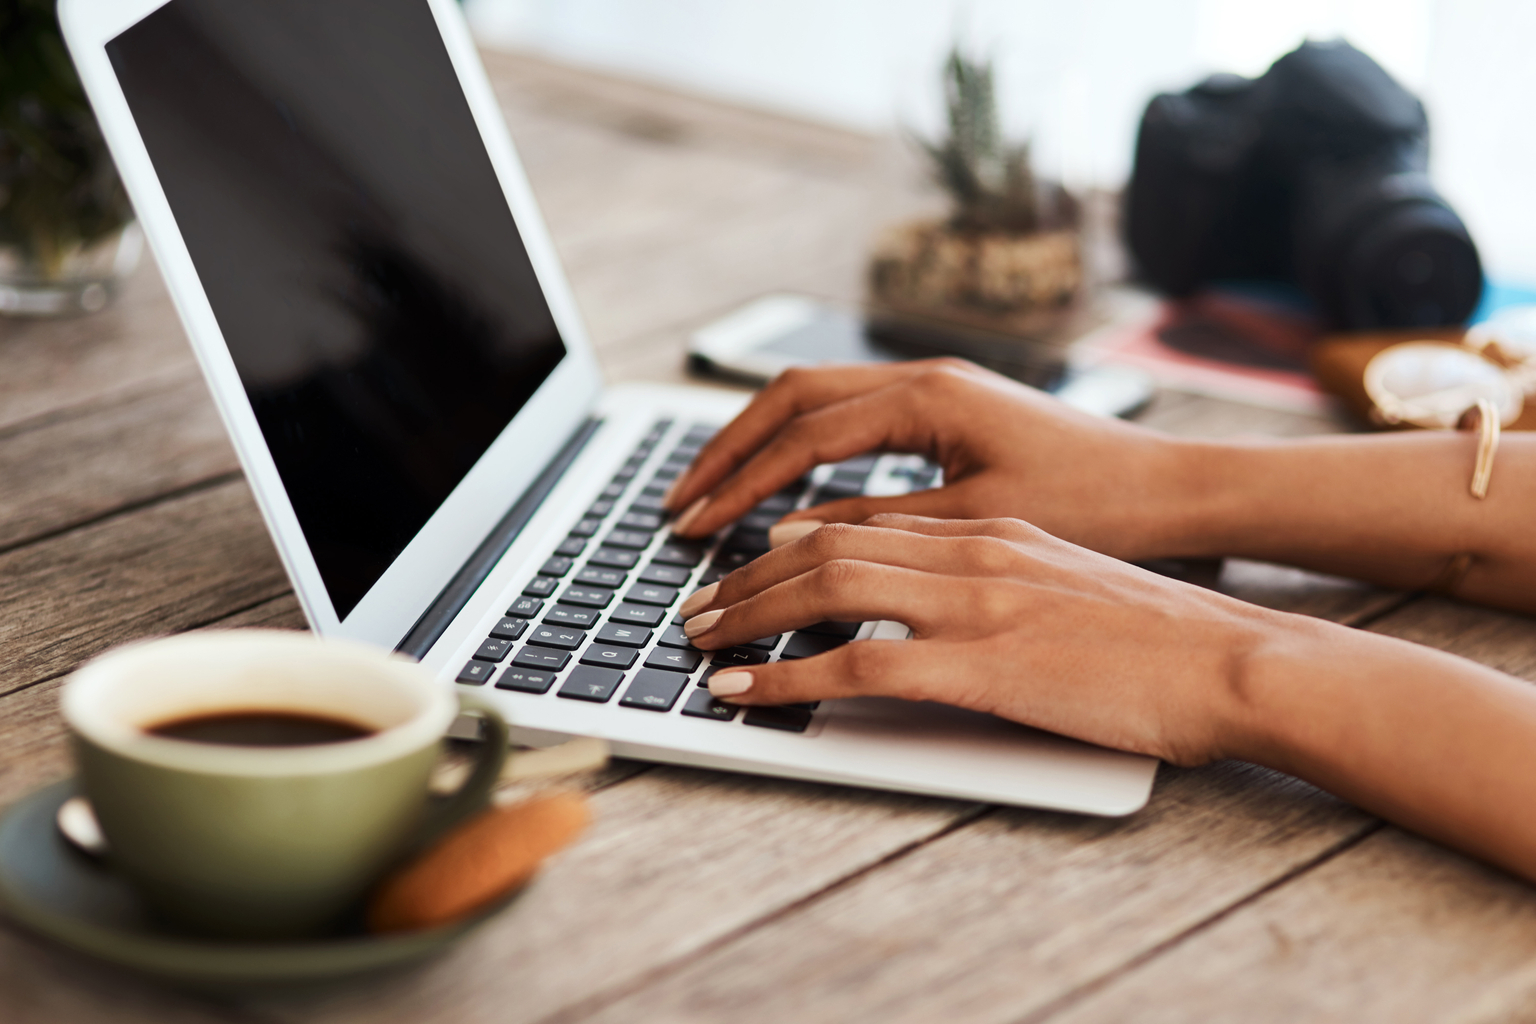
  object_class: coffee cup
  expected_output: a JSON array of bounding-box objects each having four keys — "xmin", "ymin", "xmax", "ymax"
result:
[{"xmin": 61, "ymin": 630, "xmax": 506, "ymax": 940}]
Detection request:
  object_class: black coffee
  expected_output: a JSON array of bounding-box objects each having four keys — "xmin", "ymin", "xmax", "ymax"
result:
[{"xmin": 148, "ymin": 711, "xmax": 374, "ymax": 747}]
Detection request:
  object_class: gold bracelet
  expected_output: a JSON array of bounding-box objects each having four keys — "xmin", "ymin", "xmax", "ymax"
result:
[
  {"xmin": 1430, "ymin": 398, "xmax": 1500, "ymax": 596},
  {"xmin": 1464, "ymin": 397, "xmax": 1501, "ymax": 500}
]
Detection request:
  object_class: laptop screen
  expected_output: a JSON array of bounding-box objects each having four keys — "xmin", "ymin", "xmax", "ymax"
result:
[{"xmin": 107, "ymin": 0, "xmax": 567, "ymax": 618}]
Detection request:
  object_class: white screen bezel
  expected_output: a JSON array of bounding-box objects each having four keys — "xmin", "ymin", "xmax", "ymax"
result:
[{"xmin": 60, "ymin": 0, "xmax": 604, "ymax": 647}]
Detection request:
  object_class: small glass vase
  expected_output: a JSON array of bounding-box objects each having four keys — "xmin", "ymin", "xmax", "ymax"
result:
[{"xmin": 0, "ymin": 220, "xmax": 144, "ymax": 317}]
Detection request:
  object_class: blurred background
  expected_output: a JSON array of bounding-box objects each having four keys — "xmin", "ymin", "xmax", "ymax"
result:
[{"xmin": 465, "ymin": 0, "xmax": 1536, "ymax": 288}]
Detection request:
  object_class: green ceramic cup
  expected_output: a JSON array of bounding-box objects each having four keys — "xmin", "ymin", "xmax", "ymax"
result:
[{"xmin": 61, "ymin": 630, "xmax": 506, "ymax": 940}]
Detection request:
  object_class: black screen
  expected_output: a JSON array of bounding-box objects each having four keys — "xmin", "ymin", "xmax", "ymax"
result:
[{"xmin": 108, "ymin": 0, "xmax": 567, "ymax": 618}]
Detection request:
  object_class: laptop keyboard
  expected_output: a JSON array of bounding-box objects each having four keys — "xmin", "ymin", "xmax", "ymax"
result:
[{"xmin": 454, "ymin": 419, "xmax": 938, "ymax": 733}]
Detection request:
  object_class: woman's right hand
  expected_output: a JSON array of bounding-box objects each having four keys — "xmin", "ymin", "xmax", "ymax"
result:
[{"xmin": 665, "ymin": 359, "xmax": 1196, "ymax": 562}]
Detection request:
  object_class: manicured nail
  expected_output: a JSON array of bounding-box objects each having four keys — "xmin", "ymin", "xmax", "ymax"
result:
[
  {"xmin": 769, "ymin": 520, "xmax": 822, "ymax": 548},
  {"xmin": 708, "ymin": 670, "xmax": 753, "ymax": 698},
  {"xmin": 679, "ymin": 582, "xmax": 719, "ymax": 619},
  {"xmin": 672, "ymin": 496, "xmax": 709, "ymax": 535},
  {"xmin": 662, "ymin": 469, "xmax": 690, "ymax": 509},
  {"xmin": 684, "ymin": 609, "xmax": 723, "ymax": 638}
]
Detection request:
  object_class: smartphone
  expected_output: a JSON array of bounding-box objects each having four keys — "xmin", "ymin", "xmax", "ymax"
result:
[{"xmin": 688, "ymin": 294, "xmax": 1154, "ymax": 419}]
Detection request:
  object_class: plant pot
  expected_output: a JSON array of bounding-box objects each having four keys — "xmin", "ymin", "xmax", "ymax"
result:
[
  {"xmin": 868, "ymin": 219, "xmax": 1083, "ymax": 339},
  {"xmin": 0, "ymin": 220, "xmax": 143, "ymax": 317}
]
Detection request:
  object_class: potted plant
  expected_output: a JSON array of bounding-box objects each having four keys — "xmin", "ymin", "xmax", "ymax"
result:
[
  {"xmin": 868, "ymin": 48, "xmax": 1082, "ymax": 340},
  {"xmin": 0, "ymin": 0, "xmax": 139, "ymax": 316}
]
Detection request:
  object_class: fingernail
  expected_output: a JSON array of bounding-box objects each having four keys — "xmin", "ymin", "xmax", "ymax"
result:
[
  {"xmin": 679, "ymin": 582, "xmax": 719, "ymax": 619},
  {"xmin": 768, "ymin": 520, "xmax": 822, "ymax": 548},
  {"xmin": 662, "ymin": 469, "xmax": 690, "ymax": 508},
  {"xmin": 672, "ymin": 496, "xmax": 709, "ymax": 535},
  {"xmin": 684, "ymin": 609, "xmax": 723, "ymax": 638},
  {"xmin": 709, "ymin": 670, "xmax": 753, "ymax": 698}
]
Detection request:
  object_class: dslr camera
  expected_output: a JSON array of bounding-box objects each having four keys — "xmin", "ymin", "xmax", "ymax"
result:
[{"xmin": 1126, "ymin": 40, "xmax": 1481, "ymax": 330}]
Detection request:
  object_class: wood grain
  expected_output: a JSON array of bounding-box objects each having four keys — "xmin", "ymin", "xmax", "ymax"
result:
[
  {"xmin": 0, "ymin": 480, "xmax": 291, "ymax": 700},
  {"xmin": 566, "ymin": 763, "xmax": 1369, "ymax": 1024}
]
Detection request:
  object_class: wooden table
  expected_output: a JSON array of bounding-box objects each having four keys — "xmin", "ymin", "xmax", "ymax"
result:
[{"xmin": 5, "ymin": 51, "xmax": 1536, "ymax": 1024}]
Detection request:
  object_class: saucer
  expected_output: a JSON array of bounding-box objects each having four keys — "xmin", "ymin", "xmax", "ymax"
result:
[{"xmin": 0, "ymin": 780, "xmax": 525, "ymax": 993}]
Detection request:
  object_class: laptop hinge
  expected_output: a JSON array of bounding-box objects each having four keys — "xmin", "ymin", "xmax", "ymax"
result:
[{"xmin": 396, "ymin": 416, "xmax": 604, "ymax": 659}]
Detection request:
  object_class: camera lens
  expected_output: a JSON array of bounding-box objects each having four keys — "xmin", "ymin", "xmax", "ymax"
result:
[{"xmin": 1335, "ymin": 201, "xmax": 1482, "ymax": 328}]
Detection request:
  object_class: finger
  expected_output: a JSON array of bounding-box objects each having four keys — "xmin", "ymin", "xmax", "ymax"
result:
[
  {"xmin": 705, "ymin": 639, "xmax": 953, "ymax": 707},
  {"xmin": 673, "ymin": 382, "xmax": 940, "ymax": 537},
  {"xmin": 684, "ymin": 559, "xmax": 999, "ymax": 650},
  {"xmin": 687, "ymin": 519, "xmax": 1035, "ymax": 622},
  {"xmin": 666, "ymin": 358, "xmax": 979, "ymax": 512},
  {"xmin": 767, "ymin": 485, "xmax": 984, "ymax": 543}
]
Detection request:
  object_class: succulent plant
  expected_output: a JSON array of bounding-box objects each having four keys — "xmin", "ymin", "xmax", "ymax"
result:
[
  {"xmin": 920, "ymin": 47, "xmax": 1073, "ymax": 236},
  {"xmin": 0, "ymin": 0, "xmax": 132, "ymax": 278}
]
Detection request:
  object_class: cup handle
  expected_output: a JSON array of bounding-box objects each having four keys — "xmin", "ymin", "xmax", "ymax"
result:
[{"xmin": 412, "ymin": 698, "xmax": 509, "ymax": 853}]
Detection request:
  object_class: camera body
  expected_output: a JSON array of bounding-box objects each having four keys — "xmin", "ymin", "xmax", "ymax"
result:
[{"xmin": 1126, "ymin": 40, "xmax": 1482, "ymax": 330}]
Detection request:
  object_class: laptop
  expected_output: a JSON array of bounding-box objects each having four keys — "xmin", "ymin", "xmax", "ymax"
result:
[{"xmin": 62, "ymin": 0, "xmax": 1157, "ymax": 815}]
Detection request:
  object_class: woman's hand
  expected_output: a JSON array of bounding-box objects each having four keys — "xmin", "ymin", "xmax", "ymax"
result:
[
  {"xmin": 664, "ymin": 360, "xmax": 1193, "ymax": 563},
  {"xmin": 678, "ymin": 514, "xmax": 1295, "ymax": 766}
]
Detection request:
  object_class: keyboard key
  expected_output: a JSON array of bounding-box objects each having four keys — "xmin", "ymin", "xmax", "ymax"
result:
[
  {"xmin": 739, "ymin": 511, "xmax": 782, "ymax": 532},
  {"xmin": 630, "ymin": 493, "xmax": 668, "ymax": 514},
  {"xmin": 722, "ymin": 528, "xmax": 769, "ymax": 554},
  {"xmin": 645, "ymin": 647, "xmax": 702, "ymax": 673},
  {"xmin": 624, "ymin": 583, "xmax": 678, "ymax": 607},
  {"xmin": 513, "ymin": 647, "xmax": 571, "ymax": 671},
  {"xmin": 545, "ymin": 605, "xmax": 600, "ymax": 629},
  {"xmin": 619, "ymin": 669, "xmax": 687, "ymax": 711},
  {"xmin": 780, "ymin": 632, "xmax": 849, "ymax": 660},
  {"xmin": 473, "ymin": 639, "xmax": 514, "ymax": 662},
  {"xmin": 575, "ymin": 565, "xmax": 627, "ymax": 589},
  {"xmin": 802, "ymin": 620, "xmax": 863, "ymax": 638},
  {"xmin": 604, "ymin": 529, "xmax": 654, "ymax": 551},
  {"xmin": 784, "ymin": 701, "xmax": 821, "ymax": 710},
  {"xmin": 559, "ymin": 586, "xmax": 614, "ymax": 609},
  {"xmin": 697, "ymin": 664, "xmax": 725, "ymax": 687},
  {"xmin": 612, "ymin": 463, "xmax": 638, "ymax": 482},
  {"xmin": 496, "ymin": 668, "xmax": 555, "ymax": 694},
  {"xmin": 611, "ymin": 603, "xmax": 666, "ymax": 628},
  {"xmin": 620, "ymin": 511, "xmax": 664, "ymax": 531},
  {"xmin": 527, "ymin": 625, "xmax": 586, "ymax": 651},
  {"xmin": 698, "ymin": 565, "xmax": 728, "ymax": 587},
  {"xmin": 830, "ymin": 466, "xmax": 871, "ymax": 486},
  {"xmin": 580, "ymin": 644, "xmax": 639, "ymax": 670},
  {"xmin": 596, "ymin": 623, "xmax": 652, "ymax": 648},
  {"xmin": 456, "ymin": 661, "xmax": 495, "ymax": 685},
  {"xmin": 681, "ymin": 688, "xmax": 739, "ymax": 721},
  {"xmin": 743, "ymin": 634, "xmax": 783, "ymax": 651},
  {"xmin": 836, "ymin": 455, "xmax": 878, "ymax": 472},
  {"xmin": 506, "ymin": 596, "xmax": 544, "ymax": 618},
  {"xmin": 558, "ymin": 666, "xmax": 625, "ymax": 703},
  {"xmin": 569, "ymin": 517, "xmax": 604, "ymax": 538},
  {"xmin": 651, "ymin": 465, "xmax": 682, "ymax": 481},
  {"xmin": 638, "ymin": 563, "xmax": 691, "ymax": 587},
  {"xmin": 555, "ymin": 536, "xmax": 587, "ymax": 557},
  {"xmin": 652, "ymin": 542, "xmax": 706, "ymax": 568},
  {"xmin": 657, "ymin": 624, "xmax": 697, "ymax": 649},
  {"xmin": 743, "ymin": 706, "xmax": 814, "ymax": 732},
  {"xmin": 711, "ymin": 647, "xmax": 769, "ymax": 668},
  {"xmin": 522, "ymin": 577, "xmax": 558, "ymax": 598},
  {"xmin": 814, "ymin": 482, "xmax": 862, "ymax": 503},
  {"xmin": 539, "ymin": 556, "xmax": 574, "ymax": 577},
  {"xmin": 755, "ymin": 493, "xmax": 797, "ymax": 514},
  {"xmin": 601, "ymin": 481, "xmax": 626, "ymax": 500},
  {"xmin": 710, "ymin": 550, "xmax": 754, "ymax": 573},
  {"xmin": 587, "ymin": 499, "xmax": 616, "ymax": 518},
  {"xmin": 488, "ymin": 617, "xmax": 530, "ymax": 641},
  {"xmin": 589, "ymin": 547, "xmax": 641, "ymax": 570}
]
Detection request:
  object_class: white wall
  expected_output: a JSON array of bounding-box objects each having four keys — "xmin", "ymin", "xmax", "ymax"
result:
[{"xmin": 467, "ymin": 0, "xmax": 1536, "ymax": 282}]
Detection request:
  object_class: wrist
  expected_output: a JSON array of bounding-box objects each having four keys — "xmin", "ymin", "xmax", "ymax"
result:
[{"xmin": 1138, "ymin": 436, "xmax": 1266, "ymax": 560}]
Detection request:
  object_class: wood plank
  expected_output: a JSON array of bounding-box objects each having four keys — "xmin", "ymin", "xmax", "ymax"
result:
[
  {"xmin": 0, "ymin": 480, "xmax": 291, "ymax": 701},
  {"xmin": 548, "ymin": 763, "xmax": 1368, "ymax": 1024},
  {"xmin": 246, "ymin": 771, "xmax": 978, "ymax": 1024},
  {"xmin": 1009, "ymin": 594, "xmax": 1536, "ymax": 1021},
  {"xmin": 0, "ymin": 263, "xmax": 195, "ymax": 434},
  {"xmin": 1046, "ymin": 827, "xmax": 1536, "ymax": 1024},
  {"xmin": 0, "ymin": 373, "xmax": 238, "ymax": 552}
]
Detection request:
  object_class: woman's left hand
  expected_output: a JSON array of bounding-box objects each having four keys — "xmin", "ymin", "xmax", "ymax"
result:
[{"xmin": 678, "ymin": 514, "xmax": 1309, "ymax": 767}]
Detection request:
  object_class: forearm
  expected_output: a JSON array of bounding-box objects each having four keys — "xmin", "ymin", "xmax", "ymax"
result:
[
  {"xmin": 1228, "ymin": 616, "xmax": 1536, "ymax": 882},
  {"xmin": 1159, "ymin": 432, "xmax": 1536, "ymax": 613}
]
